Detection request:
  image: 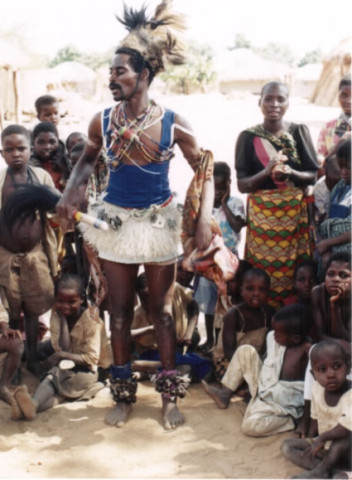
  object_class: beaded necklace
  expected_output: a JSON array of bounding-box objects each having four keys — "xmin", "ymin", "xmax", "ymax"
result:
[{"xmin": 108, "ymin": 101, "xmax": 173, "ymax": 173}]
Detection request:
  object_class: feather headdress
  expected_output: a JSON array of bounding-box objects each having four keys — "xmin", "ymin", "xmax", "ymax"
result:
[{"xmin": 116, "ymin": 0, "xmax": 186, "ymax": 75}]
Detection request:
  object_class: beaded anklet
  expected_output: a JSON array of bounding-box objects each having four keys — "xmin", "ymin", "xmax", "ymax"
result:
[
  {"xmin": 109, "ymin": 363, "xmax": 137, "ymax": 404},
  {"xmin": 153, "ymin": 369, "xmax": 190, "ymax": 402}
]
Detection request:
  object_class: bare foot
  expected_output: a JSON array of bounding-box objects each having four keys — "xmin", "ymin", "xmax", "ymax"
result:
[
  {"xmin": 105, "ymin": 403, "xmax": 132, "ymax": 428},
  {"xmin": 201, "ymin": 380, "xmax": 232, "ymax": 409},
  {"xmin": 9, "ymin": 394, "xmax": 23, "ymax": 421},
  {"xmin": 0, "ymin": 385, "xmax": 13, "ymax": 405},
  {"xmin": 14, "ymin": 385, "xmax": 36, "ymax": 420},
  {"xmin": 162, "ymin": 397, "xmax": 184, "ymax": 430}
]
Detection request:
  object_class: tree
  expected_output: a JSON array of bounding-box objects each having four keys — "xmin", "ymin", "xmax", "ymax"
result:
[
  {"xmin": 298, "ymin": 48, "xmax": 323, "ymax": 67},
  {"xmin": 255, "ymin": 42, "xmax": 296, "ymax": 66},
  {"xmin": 228, "ymin": 34, "xmax": 251, "ymax": 50},
  {"xmin": 160, "ymin": 43, "xmax": 216, "ymax": 94}
]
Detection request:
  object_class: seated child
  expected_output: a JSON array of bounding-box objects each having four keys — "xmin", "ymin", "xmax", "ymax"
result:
[
  {"xmin": 281, "ymin": 340, "xmax": 351, "ymax": 479},
  {"xmin": 10, "ymin": 273, "xmax": 112, "ymax": 421},
  {"xmin": 312, "ymin": 251, "xmax": 351, "ymax": 349},
  {"xmin": 212, "ymin": 268, "xmax": 276, "ymax": 381},
  {"xmin": 0, "ymin": 297, "xmax": 23, "ymax": 410},
  {"xmin": 295, "ymin": 251, "xmax": 351, "ymax": 440},
  {"xmin": 194, "ymin": 161, "xmax": 246, "ymax": 352},
  {"xmin": 132, "ymin": 272, "xmax": 211, "ymax": 381},
  {"xmin": 284, "ymin": 260, "xmax": 318, "ymax": 320},
  {"xmin": 0, "ymin": 125, "xmax": 58, "ymax": 376},
  {"xmin": 317, "ymin": 138, "xmax": 351, "ymax": 268},
  {"xmin": 203, "ymin": 304, "xmax": 312, "ymax": 437},
  {"xmin": 30, "ymin": 121, "xmax": 70, "ymax": 192}
]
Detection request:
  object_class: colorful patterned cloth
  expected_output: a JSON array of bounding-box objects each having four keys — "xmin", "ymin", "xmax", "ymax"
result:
[
  {"xmin": 245, "ymin": 186, "xmax": 312, "ymax": 307},
  {"xmin": 317, "ymin": 114, "xmax": 351, "ymax": 162}
]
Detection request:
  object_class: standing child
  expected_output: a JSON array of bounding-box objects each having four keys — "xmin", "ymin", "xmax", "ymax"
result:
[
  {"xmin": 317, "ymin": 74, "xmax": 351, "ymax": 169},
  {"xmin": 0, "ymin": 125, "xmax": 58, "ymax": 376},
  {"xmin": 30, "ymin": 122, "xmax": 70, "ymax": 192},
  {"xmin": 317, "ymin": 139, "xmax": 351, "ymax": 267},
  {"xmin": 212, "ymin": 268, "xmax": 275, "ymax": 381},
  {"xmin": 203, "ymin": 304, "xmax": 312, "ymax": 437},
  {"xmin": 35, "ymin": 95, "xmax": 61, "ymax": 127},
  {"xmin": 10, "ymin": 274, "xmax": 112, "ymax": 420},
  {"xmin": 194, "ymin": 161, "xmax": 246, "ymax": 352},
  {"xmin": 281, "ymin": 340, "xmax": 351, "ymax": 479}
]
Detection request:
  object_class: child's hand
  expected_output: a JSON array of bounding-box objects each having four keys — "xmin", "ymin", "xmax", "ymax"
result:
[
  {"xmin": 221, "ymin": 184, "xmax": 230, "ymax": 206},
  {"xmin": 330, "ymin": 281, "xmax": 351, "ymax": 303},
  {"xmin": 302, "ymin": 437, "xmax": 325, "ymax": 458},
  {"xmin": 316, "ymin": 239, "xmax": 331, "ymax": 255}
]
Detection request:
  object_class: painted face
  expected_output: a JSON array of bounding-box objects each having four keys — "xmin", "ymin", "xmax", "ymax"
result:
[
  {"xmin": 1, "ymin": 133, "xmax": 30, "ymax": 170},
  {"xmin": 240, "ymin": 276, "xmax": 268, "ymax": 309},
  {"xmin": 37, "ymin": 103, "xmax": 60, "ymax": 126},
  {"xmin": 271, "ymin": 319, "xmax": 296, "ymax": 347},
  {"xmin": 109, "ymin": 54, "xmax": 140, "ymax": 102},
  {"xmin": 311, "ymin": 347, "xmax": 348, "ymax": 392},
  {"xmin": 33, "ymin": 132, "xmax": 59, "ymax": 160},
  {"xmin": 338, "ymin": 85, "xmax": 351, "ymax": 117},
  {"xmin": 294, "ymin": 266, "xmax": 318, "ymax": 300},
  {"xmin": 55, "ymin": 288, "xmax": 82, "ymax": 318},
  {"xmin": 259, "ymin": 84, "xmax": 289, "ymax": 122},
  {"xmin": 337, "ymin": 157, "xmax": 351, "ymax": 185},
  {"xmin": 324, "ymin": 261, "xmax": 351, "ymax": 297}
]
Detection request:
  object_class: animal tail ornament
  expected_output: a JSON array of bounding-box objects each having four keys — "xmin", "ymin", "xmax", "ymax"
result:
[{"xmin": 1, "ymin": 184, "xmax": 108, "ymax": 231}]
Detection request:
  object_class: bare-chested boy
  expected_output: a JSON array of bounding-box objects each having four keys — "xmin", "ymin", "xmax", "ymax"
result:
[
  {"xmin": 0, "ymin": 125, "xmax": 58, "ymax": 376},
  {"xmin": 203, "ymin": 303, "xmax": 312, "ymax": 437}
]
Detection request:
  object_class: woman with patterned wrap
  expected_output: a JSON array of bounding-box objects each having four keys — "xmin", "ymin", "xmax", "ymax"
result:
[{"xmin": 235, "ymin": 82, "xmax": 319, "ymax": 307}]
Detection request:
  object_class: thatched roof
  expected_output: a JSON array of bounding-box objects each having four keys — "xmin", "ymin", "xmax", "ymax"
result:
[
  {"xmin": 0, "ymin": 38, "xmax": 30, "ymax": 69},
  {"xmin": 310, "ymin": 37, "xmax": 351, "ymax": 106},
  {"xmin": 49, "ymin": 61, "xmax": 96, "ymax": 83},
  {"xmin": 214, "ymin": 48, "xmax": 293, "ymax": 82}
]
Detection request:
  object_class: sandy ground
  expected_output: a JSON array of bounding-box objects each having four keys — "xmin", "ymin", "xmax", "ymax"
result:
[
  {"xmin": 0, "ymin": 91, "xmax": 340, "ymax": 479},
  {"xmin": 0, "ymin": 368, "xmax": 303, "ymax": 480}
]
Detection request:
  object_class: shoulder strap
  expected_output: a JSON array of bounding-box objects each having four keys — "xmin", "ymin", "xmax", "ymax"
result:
[
  {"xmin": 232, "ymin": 305, "xmax": 246, "ymax": 332},
  {"xmin": 101, "ymin": 107, "xmax": 113, "ymax": 149},
  {"xmin": 160, "ymin": 109, "xmax": 175, "ymax": 149}
]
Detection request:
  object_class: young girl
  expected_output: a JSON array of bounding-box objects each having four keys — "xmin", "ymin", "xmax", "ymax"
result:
[
  {"xmin": 10, "ymin": 274, "xmax": 112, "ymax": 420},
  {"xmin": 212, "ymin": 268, "xmax": 276, "ymax": 381},
  {"xmin": 281, "ymin": 340, "xmax": 351, "ymax": 479}
]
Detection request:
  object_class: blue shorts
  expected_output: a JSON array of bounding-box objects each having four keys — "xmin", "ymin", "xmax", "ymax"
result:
[{"xmin": 193, "ymin": 276, "xmax": 218, "ymax": 315}]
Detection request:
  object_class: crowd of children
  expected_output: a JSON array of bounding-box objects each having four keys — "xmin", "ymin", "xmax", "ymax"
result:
[{"xmin": 0, "ymin": 73, "xmax": 350, "ymax": 479}]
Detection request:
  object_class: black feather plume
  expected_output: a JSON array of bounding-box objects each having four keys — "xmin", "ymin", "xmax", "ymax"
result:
[{"xmin": 1, "ymin": 184, "xmax": 61, "ymax": 230}]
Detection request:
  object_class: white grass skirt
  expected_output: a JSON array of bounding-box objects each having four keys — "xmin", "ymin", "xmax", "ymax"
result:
[{"xmin": 79, "ymin": 197, "xmax": 182, "ymax": 264}]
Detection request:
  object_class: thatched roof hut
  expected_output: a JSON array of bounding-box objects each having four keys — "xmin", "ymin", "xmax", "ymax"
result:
[
  {"xmin": 0, "ymin": 38, "xmax": 30, "ymax": 125},
  {"xmin": 310, "ymin": 37, "xmax": 351, "ymax": 106},
  {"xmin": 214, "ymin": 48, "xmax": 294, "ymax": 95}
]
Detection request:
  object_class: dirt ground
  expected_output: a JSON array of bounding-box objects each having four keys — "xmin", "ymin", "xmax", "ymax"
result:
[{"xmin": 0, "ymin": 90, "xmax": 340, "ymax": 479}]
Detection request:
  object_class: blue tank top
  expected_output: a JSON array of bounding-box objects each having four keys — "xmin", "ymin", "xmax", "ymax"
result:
[{"xmin": 102, "ymin": 107, "xmax": 174, "ymax": 208}]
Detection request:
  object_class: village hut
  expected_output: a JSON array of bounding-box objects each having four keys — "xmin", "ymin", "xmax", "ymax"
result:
[
  {"xmin": 214, "ymin": 48, "xmax": 293, "ymax": 95},
  {"xmin": 292, "ymin": 63, "xmax": 323, "ymax": 99},
  {"xmin": 47, "ymin": 61, "xmax": 97, "ymax": 99},
  {"xmin": 0, "ymin": 38, "xmax": 30, "ymax": 126},
  {"xmin": 310, "ymin": 37, "xmax": 351, "ymax": 106}
]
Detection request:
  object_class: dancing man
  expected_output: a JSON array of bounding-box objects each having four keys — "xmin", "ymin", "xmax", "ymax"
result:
[{"xmin": 57, "ymin": 1, "xmax": 214, "ymax": 429}]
